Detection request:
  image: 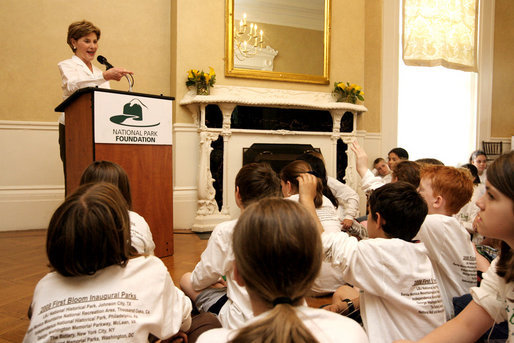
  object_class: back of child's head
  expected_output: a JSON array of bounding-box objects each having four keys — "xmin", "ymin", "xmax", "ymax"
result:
[
  {"xmin": 416, "ymin": 158, "xmax": 444, "ymax": 166},
  {"xmin": 460, "ymin": 163, "xmax": 481, "ymax": 184},
  {"xmin": 236, "ymin": 163, "xmax": 281, "ymax": 208},
  {"xmin": 231, "ymin": 197, "xmax": 321, "ymax": 343},
  {"xmin": 487, "ymin": 152, "xmax": 514, "ymax": 282},
  {"xmin": 47, "ymin": 182, "xmax": 131, "ymax": 277},
  {"xmin": 420, "ymin": 165, "xmax": 474, "ymax": 214},
  {"xmin": 389, "ymin": 147, "xmax": 409, "ymax": 160},
  {"xmin": 280, "ymin": 160, "xmax": 324, "ymax": 208},
  {"xmin": 368, "ymin": 181, "xmax": 428, "ymax": 241},
  {"xmin": 80, "ymin": 161, "xmax": 132, "ymax": 208},
  {"xmin": 297, "ymin": 152, "xmax": 339, "ymax": 208},
  {"xmin": 392, "ymin": 160, "xmax": 421, "ymax": 188},
  {"xmin": 469, "ymin": 150, "xmax": 487, "ymax": 163}
]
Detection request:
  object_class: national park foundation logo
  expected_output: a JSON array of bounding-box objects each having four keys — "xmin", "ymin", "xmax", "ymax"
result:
[{"xmin": 109, "ymin": 99, "xmax": 160, "ymax": 143}]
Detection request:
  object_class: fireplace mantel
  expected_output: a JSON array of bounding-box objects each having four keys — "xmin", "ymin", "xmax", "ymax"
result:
[
  {"xmin": 180, "ymin": 85, "xmax": 367, "ymax": 122},
  {"xmin": 179, "ymin": 85, "xmax": 367, "ymax": 232}
]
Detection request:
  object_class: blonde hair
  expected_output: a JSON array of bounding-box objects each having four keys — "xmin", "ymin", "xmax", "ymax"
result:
[{"xmin": 231, "ymin": 198, "xmax": 322, "ymax": 343}]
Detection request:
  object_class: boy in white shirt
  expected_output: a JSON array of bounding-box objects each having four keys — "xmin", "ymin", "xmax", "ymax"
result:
[
  {"xmin": 322, "ymin": 182, "xmax": 446, "ymax": 343},
  {"xmin": 372, "ymin": 157, "xmax": 393, "ymax": 183},
  {"xmin": 416, "ymin": 165, "xmax": 477, "ymax": 319},
  {"xmin": 179, "ymin": 163, "xmax": 281, "ymax": 329}
]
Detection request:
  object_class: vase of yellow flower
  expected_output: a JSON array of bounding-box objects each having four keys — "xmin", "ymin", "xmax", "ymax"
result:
[
  {"xmin": 186, "ymin": 67, "xmax": 216, "ymax": 95},
  {"xmin": 333, "ymin": 82, "xmax": 364, "ymax": 104}
]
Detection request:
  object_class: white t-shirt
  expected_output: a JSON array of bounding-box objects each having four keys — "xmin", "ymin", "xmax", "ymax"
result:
[
  {"xmin": 287, "ymin": 194, "xmax": 347, "ymax": 294},
  {"xmin": 196, "ymin": 306, "xmax": 369, "ymax": 343},
  {"xmin": 23, "ymin": 256, "xmax": 192, "ymax": 342},
  {"xmin": 360, "ymin": 169, "xmax": 386, "ymax": 194},
  {"xmin": 415, "ymin": 214, "xmax": 477, "ymax": 319},
  {"xmin": 322, "ymin": 232, "xmax": 446, "ymax": 343},
  {"xmin": 129, "ymin": 211, "xmax": 155, "ymax": 255},
  {"xmin": 57, "ymin": 55, "xmax": 110, "ymax": 124},
  {"xmin": 471, "ymin": 257, "xmax": 514, "ymax": 340},
  {"xmin": 190, "ymin": 219, "xmax": 253, "ymax": 329},
  {"xmin": 456, "ymin": 183, "xmax": 486, "ymax": 235},
  {"xmin": 327, "ymin": 176, "xmax": 360, "ymax": 221}
]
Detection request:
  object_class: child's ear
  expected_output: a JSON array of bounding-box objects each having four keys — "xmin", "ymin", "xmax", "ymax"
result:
[
  {"xmin": 433, "ymin": 195, "xmax": 444, "ymax": 209},
  {"xmin": 235, "ymin": 186, "xmax": 243, "ymax": 209},
  {"xmin": 375, "ymin": 212, "xmax": 386, "ymax": 231},
  {"xmin": 233, "ymin": 263, "xmax": 245, "ymax": 287}
]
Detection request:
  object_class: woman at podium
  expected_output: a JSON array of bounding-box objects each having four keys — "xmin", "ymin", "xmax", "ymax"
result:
[{"xmin": 57, "ymin": 20, "xmax": 133, "ymax": 176}]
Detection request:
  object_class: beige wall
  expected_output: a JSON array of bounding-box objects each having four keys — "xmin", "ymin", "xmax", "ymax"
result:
[
  {"xmin": 362, "ymin": 0, "xmax": 383, "ymax": 133},
  {"xmin": 258, "ymin": 23, "xmax": 324, "ymax": 75},
  {"xmin": 173, "ymin": 0, "xmax": 366, "ymax": 125},
  {"xmin": 491, "ymin": 0, "xmax": 514, "ymax": 137},
  {"xmin": 0, "ymin": 0, "xmax": 170, "ymax": 122}
]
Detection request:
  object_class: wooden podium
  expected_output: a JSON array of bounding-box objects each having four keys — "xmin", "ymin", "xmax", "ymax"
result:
[{"xmin": 55, "ymin": 88, "xmax": 174, "ymax": 257}]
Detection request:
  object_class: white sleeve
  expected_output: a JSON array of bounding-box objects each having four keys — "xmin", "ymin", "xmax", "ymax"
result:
[
  {"xmin": 190, "ymin": 224, "xmax": 231, "ymax": 290},
  {"xmin": 322, "ymin": 233, "xmax": 388, "ymax": 297},
  {"xmin": 129, "ymin": 212, "xmax": 156, "ymax": 255},
  {"xmin": 58, "ymin": 61, "xmax": 107, "ymax": 95},
  {"xmin": 361, "ymin": 169, "xmax": 385, "ymax": 194},
  {"xmin": 471, "ymin": 259, "xmax": 508, "ymax": 323},
  {"xmin": 327, "ymin": 177, "xmax": 360, "ymax": 220},
  {"xmin": 156, "ymin": 271, "xmax": 193, "ymax": 338}
]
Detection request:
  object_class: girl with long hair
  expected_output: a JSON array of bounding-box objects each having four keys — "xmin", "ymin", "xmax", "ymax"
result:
[{"xmin": 196, "ymin": 198, "xmax": 368, "ymax": 343}]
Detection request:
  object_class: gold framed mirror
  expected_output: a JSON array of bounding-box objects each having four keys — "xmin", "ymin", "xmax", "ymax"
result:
[{"xmin": 225, "ymin": 0, "xmax": 330, "ymax": 84}]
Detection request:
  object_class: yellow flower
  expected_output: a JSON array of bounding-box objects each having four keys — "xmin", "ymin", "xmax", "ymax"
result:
[
  {"xmin": 337, "ymin": 82, "xmax": 344, "ymax": 89},
  {"xmin": 209, "ymin": 67, "xmax": 215, "ymax": 77},
  {"xmin": 205, "ymin": 73, "xmax": 211, "ymax": 83},
  {"xmin": 360, "ymin": 91, "xmax": 364, "ymax": 96},
  {"xmin": 355, "ymin": 86, "xmax": 361, "ymax": 91},
  {"xmin": 188, "ymin": 70, "xmax": 194, "ymax": 79}
]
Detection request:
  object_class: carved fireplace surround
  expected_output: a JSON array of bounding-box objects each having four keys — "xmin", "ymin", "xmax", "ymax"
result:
[{"xmin": 180, "ymin": 85, "xmax": 367, "ymax": 232}]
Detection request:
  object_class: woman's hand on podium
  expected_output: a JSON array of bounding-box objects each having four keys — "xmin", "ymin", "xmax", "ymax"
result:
[{"xmin": 103, "ymin": 67, "xmax": 133, "ymax": 81}]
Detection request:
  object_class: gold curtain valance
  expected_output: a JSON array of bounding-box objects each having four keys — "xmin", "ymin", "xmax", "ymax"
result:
[{"xmin": 402, "ymin": 0, "xmax": 478, "ymax": 72}]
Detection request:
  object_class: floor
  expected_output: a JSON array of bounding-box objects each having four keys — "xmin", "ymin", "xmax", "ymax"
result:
[
  {"xmin": 0, "ymin": 230, "xmax": 208, "ymax": 343},
  {"xmin": 0, "ymin": 229, "xmax": 330, "ymax": 342}
]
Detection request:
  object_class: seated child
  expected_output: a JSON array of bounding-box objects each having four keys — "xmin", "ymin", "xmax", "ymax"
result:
[
  {"xmin": 416, "ymin": 165, "xmax": 477, "ymax": 319},
  {"xmin": 388, "ymin": 147, "xmax": 409, "ymax": 169},
  {"xmin": 393, "ymin": 151, "xmax": 514, "ymax": 343},
  {"xmin": 297, "ymin": 152, "xmax": 360, "ymax": 231},
  {"xmin": 180, "ymin": 163, "xmax": 281, "ymax": 329},
  {"xmin": 351, "ymin": 141, "xmax": 421, "ymax": 193},
  {"xmin": 196, "ymin": 198, "xmax": 369, "ymax": 343},
  {"xmin": 23, "ymin": 183, "xmax": 192, "ymax": 342},
  {"xmin": 373, "ymin": 157, "xmax": 393, "ymax": 183},
  {"xmin": 80, "ymin": 160, "xmax": 155, "ymax": 255},
  {"xmin": 280, "ymin": 159, "xmax": 348, "ymax": 295},
  {"xmin": 321, "ymin": 182, "xmax": 446, "ymax": 343}
]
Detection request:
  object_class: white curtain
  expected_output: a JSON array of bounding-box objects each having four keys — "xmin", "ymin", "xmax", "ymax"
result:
[{"xmin": 402, "ymin": 0, "xmax": 478, "ymax": 72}]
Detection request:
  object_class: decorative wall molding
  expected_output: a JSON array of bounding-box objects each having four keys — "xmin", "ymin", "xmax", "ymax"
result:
[{"xmin": 0, "ymin": 120, "xmax": 58, "ymax": 131}]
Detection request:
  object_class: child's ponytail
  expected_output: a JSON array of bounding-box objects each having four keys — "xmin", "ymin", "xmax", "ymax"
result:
[{"xmin": 231, "ymin": 198, "xmax": 322, "ymax": 343}]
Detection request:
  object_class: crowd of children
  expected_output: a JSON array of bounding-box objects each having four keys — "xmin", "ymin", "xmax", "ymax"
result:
[{"xmin": 23, "ymin": 146, "xmax": 514, "ymax": 342}]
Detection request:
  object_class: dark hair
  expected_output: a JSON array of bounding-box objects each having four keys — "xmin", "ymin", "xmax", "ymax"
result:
[
  {"xmin": 280, "ymin": 160, "xmax": 323, "ymax": 208},
  {"xmin": 420, "ymin": 165, "xmax": 474, "ymax": 214},
  {"xmin": 469, "ymin": 150, "xmax": 487, "ymax": 163},
  {"xmin": 368, "ymin": 182, "xmax": 428, "ymax": 241},
  {"xmin": 488, "ymin": 152, "xmax": 514, "ymax": 282},
  {"xmin": 236, "ymin": 163, "xmax": 281, "ymax": 208},
  {"xmin": 373, "ymin": 157, "xmax": 386, "ymax": 166},
  {"xmin": 416, "ymin": 158, "xmax": 444, "ymax": 166},
  {"xmin": 392, "ymin": 160, "xmax": 421, "ymax": 188},
  {"xmin": 80, "ymin": 161, "xmax": 132, "ymax": 208},
  {"xmin": 46, "ymin": 183, "xmax": 131, "ymax": 276},
  {"xmin": 389, "ymin": 147, "xmax": 409, "ymax": 160},
  {"xmin": 67, "ymin": 20, "xmax": 101, "ymax": 52},
  {"xmin": 461, "ymin": 163, "xmax": 481, "ymax": 184},
  {"xmin": 231, "ymin": 198, "xmax": 321, "ymax": 343},
  {"xmin": 297, "ymin": 153, "xmax": 338, "ymax": 208}
]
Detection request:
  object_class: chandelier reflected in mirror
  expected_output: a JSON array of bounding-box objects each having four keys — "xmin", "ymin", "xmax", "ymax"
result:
[{"xmin": 234, "ymin": 13, "xmax": 264, "ymax": 59}]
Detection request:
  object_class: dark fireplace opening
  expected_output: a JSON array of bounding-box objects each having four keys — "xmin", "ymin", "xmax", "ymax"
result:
[{"xmin": 243, "ymin": 143, "xmax": 320, "ymax": 174}]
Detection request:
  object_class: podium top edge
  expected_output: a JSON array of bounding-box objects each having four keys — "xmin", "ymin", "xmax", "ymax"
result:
[{"xmin": 55, "ymin": 87, "xmax": 175, "ymax": 112}]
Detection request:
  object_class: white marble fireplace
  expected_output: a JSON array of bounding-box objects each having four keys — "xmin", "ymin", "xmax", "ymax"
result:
[{"xmin": 180, "ymin": 85, "xmax": 367, "ymax": 232}]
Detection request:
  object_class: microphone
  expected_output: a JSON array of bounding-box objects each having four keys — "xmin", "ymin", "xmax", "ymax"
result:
[
  {"xmin": 97, "ymin": 55, "xmax": 114, "ymax": 70},
  {"xmin": 97, "ymin": 55, "xmax": 134, "ymax": 92}
]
